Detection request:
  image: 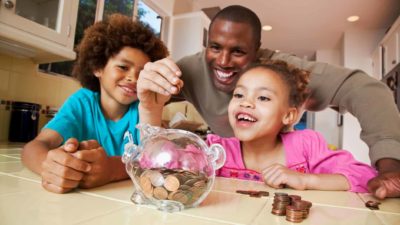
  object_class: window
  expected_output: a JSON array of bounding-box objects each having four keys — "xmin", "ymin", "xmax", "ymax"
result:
[{"xmin": 39, "ymin": 0, "xmax": 164, "ymax": 77}]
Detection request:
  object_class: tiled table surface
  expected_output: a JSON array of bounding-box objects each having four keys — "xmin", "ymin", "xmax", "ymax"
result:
[{"xmin": 1, "ymin": 143, "xmax": 399, "ymax": 225}]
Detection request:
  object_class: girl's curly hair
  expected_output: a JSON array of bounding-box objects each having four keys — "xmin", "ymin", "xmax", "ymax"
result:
[
  {"xmin": 245, "ymin": 60, "xmax": 310, "ymax": 108},
  {"xmin": 72, "ymin": 14, "xmax": 168, "ymax": 92}
]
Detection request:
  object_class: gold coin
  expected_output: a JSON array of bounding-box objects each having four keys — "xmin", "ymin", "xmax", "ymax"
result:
[
  {"xmin": 164, "ymin": 175, "xmax": 180, "ymax": 192},
  {"xmin": 153, "ymin": 186, "xmax": 168, "ymax": 200}
]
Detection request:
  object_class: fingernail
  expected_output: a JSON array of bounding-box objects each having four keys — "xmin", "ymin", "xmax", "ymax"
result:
[
  {"xmin": 85, "ymin": 165, "xmax": 91, "ymax": 172},
  {"xmin": 65, "ymin": 143, "xmax": 75, "ymax": 150},
  {"xmin": 170, "ymin": 87, "xmax": 177, "ymax": 92},
  {"xmin": 172, "ymin": 77, "xmax": 179, "ymax": 83},
  {"xmin": 175, "ymin": 71, "xmax": 182, "ymax": 76}
]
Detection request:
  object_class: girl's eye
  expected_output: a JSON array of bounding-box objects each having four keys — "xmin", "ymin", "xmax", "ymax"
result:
[
  {"xmin": 258, "ymin": 96, "xmax": 270, "ymax": 101},
  {"xmin": 233, "ymin": 93, "xmax": 243, "ymax": 99}
]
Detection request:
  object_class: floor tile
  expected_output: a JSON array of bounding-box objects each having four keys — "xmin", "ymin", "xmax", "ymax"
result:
[
  {"xmin": 181, "ymin": 191, "xmax": 267, "ymax": 224},
  {"xmin": 213, "ymin": 177, "xmax": 366, "ymax": 209},
  {"xmin": 374, "ymin": 211, "xmax": 400, "ymax": 225},
  {"xmin": 0, "ymin": 154, "xmax": 20, "ymax": 162},
  {"xmin": 75, "ymin": 205, "xmax": 236, "ymax": 225},
  {"xmin": 358, "ymin": 193, "xmax": 400, "ymax": 214},
  {"xmin": 0, "ymin": 161, "xmax": 24, "ymax": 173},
  {"xmin": 0, "ymin": 175, "xmax": 130, "ymax": 225},
  {"xmin": 252, "ymin": 200, "xmax": 384, "ymax": 225}
]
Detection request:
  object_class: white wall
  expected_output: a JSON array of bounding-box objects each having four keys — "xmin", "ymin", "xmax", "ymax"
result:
[{"xmin": 341, "ymin": 28, "xmax": 385, "ymax": 164}]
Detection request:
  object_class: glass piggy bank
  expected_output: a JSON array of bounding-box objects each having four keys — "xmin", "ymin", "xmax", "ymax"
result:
[{"xmin": 122, "ymin": 124, "xmax": 226, "ymax": 212}]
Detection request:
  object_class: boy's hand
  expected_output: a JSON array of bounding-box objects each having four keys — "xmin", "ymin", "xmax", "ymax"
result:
[
  {"xmin": 72, "ymin": 146, "xmax": 114, "ymax": 188},
  {"xmin": 262, "ymin": 163, "xmax": 307, "ymax": 190},
  {"xmin": 40, "ymin": 138, "xmax": 91, "ymax": 193},
  {"xmin": 137, "ymin": 58, "xmax": 184, "ymax": 109}
]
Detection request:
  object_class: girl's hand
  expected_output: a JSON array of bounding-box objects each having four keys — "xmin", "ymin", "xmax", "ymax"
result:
[
  {"xmin": 40, "ymin": 138, "xmax": 91, "ymax": 193},
  {"xmin": 262, "ymin": 163, "xmax": 308, "ymax": 190}
]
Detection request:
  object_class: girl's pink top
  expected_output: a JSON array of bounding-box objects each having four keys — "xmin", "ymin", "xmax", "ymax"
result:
[{"xmin": 207, "ymin": 129, "xmax": 377, "ymax": 193}]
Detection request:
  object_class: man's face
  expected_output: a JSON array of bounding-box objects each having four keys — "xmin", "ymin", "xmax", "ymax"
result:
[{"xmin": 206, "ymin": 19, "xmax": 259, "ymax": 93}]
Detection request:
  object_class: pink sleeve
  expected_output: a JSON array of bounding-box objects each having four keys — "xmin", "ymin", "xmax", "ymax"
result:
[{"xmin": 301, "ymin": 130, "xmax": 377, "ymax": 193}]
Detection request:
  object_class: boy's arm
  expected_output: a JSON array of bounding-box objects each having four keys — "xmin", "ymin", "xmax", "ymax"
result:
[
  {"xmin": 137, "ymin": 59, "xmax": 183, "ymax": 126},
  {"xmin": 21, "ymin": 129, "xmax": 91, "ymax": 193}
]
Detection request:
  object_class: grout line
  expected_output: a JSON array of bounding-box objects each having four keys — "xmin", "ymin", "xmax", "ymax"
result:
[
  {"xmin": 0, "ymin": 154, "xmax": 20, "ymax": 159},
  {"xmin": 0, "ymin": 171, "xmax": 41, "ymax": 184},
  {"xmin": 77, "ymin": 190, "xmax": 133, "ymax": 205}
]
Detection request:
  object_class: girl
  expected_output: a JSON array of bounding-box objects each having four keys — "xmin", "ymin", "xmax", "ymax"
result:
[
  {"xmin": 208, "ymin": 60, "xmax": 377, "ymax": 192},
  {"xmin": 138, "ymin": 60, "xmax": 377, "ymax": 192},
  {"xmin": 21, "ymin": 14, "xmax": 168, "ymax": 194}
]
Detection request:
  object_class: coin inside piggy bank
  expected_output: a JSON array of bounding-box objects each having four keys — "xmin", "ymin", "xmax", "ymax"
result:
[{"xmin": 122, "ymin": 124, "xmax": 226, "ymax": 212}]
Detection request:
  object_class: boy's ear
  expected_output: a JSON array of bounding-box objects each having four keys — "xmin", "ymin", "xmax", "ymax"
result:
[
  {"xmin": 282, "ymin": 107, "xmax": 298, "ymax": 126},
  {"xmin": 93, "ymin": 70, "xmax": 102, "ymax": 78}
]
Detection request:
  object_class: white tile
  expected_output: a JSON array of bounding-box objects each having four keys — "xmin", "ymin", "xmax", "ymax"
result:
[
  {"xmin": 0, "ymin": 175, "xmax": 130, "ymax": 225},
  {"xmin": 358, "ymin": 193, "xmax": 400, "ymax": 214},
  {"xmin": 252, "ymin": 201, "xmax": 384, "ymax": 225},
  {"xmin": 75, "ymin": 205, "xmax": 234, "ymax": 225}
]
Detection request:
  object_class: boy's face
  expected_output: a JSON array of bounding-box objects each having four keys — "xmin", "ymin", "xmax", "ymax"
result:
[
  {"xmin": 228, "ymin": 67, "xmax": 296, "ymax": 142},
  {"xmin": 206, "ymin": 19, "xmax": 259, "ymax": 93},
  {"xmin": 94, "ymin": 46, "xmax": 150, "ymax": 106}
]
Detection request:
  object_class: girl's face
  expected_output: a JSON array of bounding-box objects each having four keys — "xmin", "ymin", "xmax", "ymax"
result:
[
  {"xmin": 95, "ymin": 47, "xmax": 150, "ymax": 106},
  {"xmin": 228, "ymin": 67, "xmax": 296, "ymax": 142}
]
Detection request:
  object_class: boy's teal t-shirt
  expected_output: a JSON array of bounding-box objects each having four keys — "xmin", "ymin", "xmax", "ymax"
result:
[{"xmin": 45, "ymin": 88, "xmax": 140, "ymax": 156}]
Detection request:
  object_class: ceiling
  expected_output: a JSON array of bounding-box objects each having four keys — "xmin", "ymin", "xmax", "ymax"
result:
[{"xmin": 192, "ymin": 0, "xmax": 400, "ymax": 59}]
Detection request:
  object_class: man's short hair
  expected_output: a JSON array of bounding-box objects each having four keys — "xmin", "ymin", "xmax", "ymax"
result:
[{"xmin": 210, "ymin": 5, "xmax": 261, "ymax": 45}]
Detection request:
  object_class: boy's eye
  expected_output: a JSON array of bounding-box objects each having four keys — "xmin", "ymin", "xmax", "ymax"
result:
[{"xmin": 117, "ymin": 65, "xmax": 129, "ymax": 70}]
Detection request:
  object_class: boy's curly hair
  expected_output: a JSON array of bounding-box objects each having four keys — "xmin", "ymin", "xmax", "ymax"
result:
[
  {"xmin": 245, "ymin": 60, "xmax": 310, "ymax": 107},
  {"xmin": 72, "ymin": 14, "xmax": 168, "ymax": 92}
]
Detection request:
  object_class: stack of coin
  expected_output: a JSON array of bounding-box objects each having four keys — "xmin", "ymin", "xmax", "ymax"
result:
[
  {"xmin": 292, "ymin": 200, "xmax": 312, "ymax": 219},
  {"xmin": 134, "ymin": 167, "xmax": 209, "ymax": 206},
  {"xmin": 270, "ymin": 192, "xmax": 313, "ymax": 222},
  {"xmin": 271, "ymin": 192, "xmax": 291, "ymax": 216},
  {"xmin": 285, "ymin": 205, "xmax": 304, "ymax": 223}
]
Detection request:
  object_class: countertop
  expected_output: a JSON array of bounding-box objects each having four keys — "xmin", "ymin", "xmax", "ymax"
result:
[{"xmin": 1, "ymin": 143, "xmax": 399, "ymax": 225}]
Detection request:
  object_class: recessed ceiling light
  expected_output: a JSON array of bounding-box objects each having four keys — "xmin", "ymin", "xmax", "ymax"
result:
[
  {"xmin": 262, "ymin": 25, "xmax": 272, "ymax": 31},
  {"xmin": 347, "ymin": 15, "xmax": 359, "ymax": 22},
  {"xmin": 275, "ymin": 50, "xmax": 280, "ymax": 53}
]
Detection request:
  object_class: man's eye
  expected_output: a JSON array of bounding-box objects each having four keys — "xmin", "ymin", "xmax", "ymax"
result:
[
  {"xmin": 258, "ymin": 96, "xmax": 270, "ymax": 101},
  {"xmin": 233, "ymin": 93, "xmax": 243, "ymax": 98},
  {"xmin": 209, "ymin": 45, "xmax": 220, "ymax": 51},
  {"xmin": 233, "ymin": 49, "xmax": 245, "ymax": 56}
]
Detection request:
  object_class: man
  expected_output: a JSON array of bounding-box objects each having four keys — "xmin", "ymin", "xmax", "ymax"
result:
[{"xmin": 138, "ymin": 5, "xmax": 400, "ymax": 198}]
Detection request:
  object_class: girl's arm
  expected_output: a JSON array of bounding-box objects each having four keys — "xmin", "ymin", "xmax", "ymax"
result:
[
  {"xmin": 21, "ymin": 129, "xmax": 91, "ymax": 193},
  {"xmin": 262, "ymin": 164, "xmax": 350, "ymax": 191}
]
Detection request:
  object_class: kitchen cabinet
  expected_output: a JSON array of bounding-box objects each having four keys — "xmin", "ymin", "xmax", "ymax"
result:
[
  {"xmin": 371, "ymin": 46, "xmax": 382, "ymax": 79},
  {"xmin": 0, "ymin": 0, "xmax": 79, "ymax": 63},
  {"xmin": 381, "ymin": 16, "xmax": 400, "ymax": 75},
  {"xmin": 167, "ymin": 11, "xmax": 210, "ymax": 61}
]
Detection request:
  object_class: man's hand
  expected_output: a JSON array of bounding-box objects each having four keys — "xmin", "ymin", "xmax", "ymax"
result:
[
  {"xmin": 368, "ymin": 158, "xmax": 400, "ymax": 199},
  {"xmin": 262, "ymin": 164, "xmax": 307, "ymax": 190},
  {"xmin": 137, "ymin": 58, "xmax": 183, "ymax": 109},
  {"xmin": 40, "ymin": 138, "xmax": 91, "ymax": 193}
]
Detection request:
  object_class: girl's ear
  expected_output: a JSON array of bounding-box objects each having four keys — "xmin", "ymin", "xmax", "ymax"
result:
[{"xmin": 282, "ymin": 107, "xmax": 298, "ymax": 126}]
